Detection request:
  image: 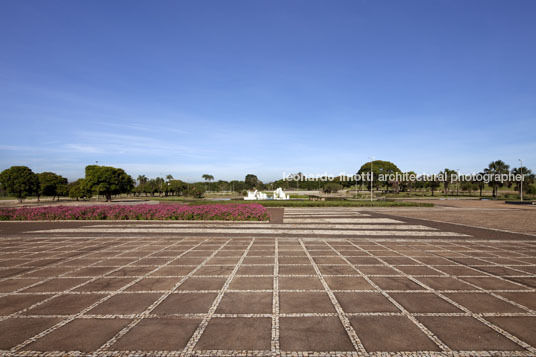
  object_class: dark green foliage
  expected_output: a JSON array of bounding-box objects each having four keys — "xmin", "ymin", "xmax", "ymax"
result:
[
  {"xmin": 0, "ymin": 166, "xmax": 39, "ymax": 203},
  {"xmin": 230, "ymin": 180, "xmax": 247, "ymax": 192},
  {"xmin": 323, "ymin": 183, "xmax": 343, "ymax": 193},
  {"xmin": 37, "ymin": 172, "xmax": 68, "ymax": 201},
  {"xmin": 167, "ymin": 179, "xmax": 188, "ymax": 196},
  {"xmin": 484, "ymin": 160, "xmax": 510, "ymax": 198},
  {"xmin": 82, "ymin": 165, "xmax": 134, "ymax": 201},
  {"xmin": 68, "ymin": 179, "xmax": 91, "ymax": 200},
  {"xmin": 185, "ymin": 183, "xmax": 206, "ymax": 198},
  {"xmin": 442, "ymin": 168, "xmax": 457, "ymax": 195},
  {"xmin": 174, "ymin": 199, "xmax": 433, "ymax": 208},
  {"xmin": 427, "ymin": 178, "xmax": 440, "ymax": 196},
  {"xmin": 245, "ymin": 174, "xmax": 260, "ymax": 189},
  {"xmin": 511, "ymin": 167, "xmax": 535, "ymax": 195},
  {"xmin": 357, "ymin": 160, "xmax": 401, "ymax": 192}
]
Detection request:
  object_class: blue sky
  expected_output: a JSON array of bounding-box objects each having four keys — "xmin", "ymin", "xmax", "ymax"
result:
[{"xmin": 1, "ymin": 1, "xmax": 535, "ymax": 182}]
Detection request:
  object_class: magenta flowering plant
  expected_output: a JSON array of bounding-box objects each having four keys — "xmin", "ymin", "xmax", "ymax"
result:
[{"xmin": 0, "ymin": 204, "xmax": 270, "ymax": 221}]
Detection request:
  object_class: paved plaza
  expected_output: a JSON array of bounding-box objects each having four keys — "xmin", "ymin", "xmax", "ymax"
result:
[{"xmin": 0, "ymin": 208, "xmax": 535, "ymax": 356}]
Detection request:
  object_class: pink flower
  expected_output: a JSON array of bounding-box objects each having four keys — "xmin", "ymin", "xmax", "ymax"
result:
[{"xmin": 0, "ymin": 204, "xmax": 269, "ymax": 221}]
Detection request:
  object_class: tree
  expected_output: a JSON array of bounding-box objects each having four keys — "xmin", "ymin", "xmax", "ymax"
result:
[
  {"xmin": 398, "ymin": 171, "xmax": 416, "ymax": 192},
  {"xmin": 68, "ymin": 179, "xmax": 91, "ymax": 201},
  {"xmin": 461, "ymin": 181, "xmax": 477, "ymax": 195},
  {"xmin": 168, "ymin": 179, "xmax": 187, "ymax": 196},
  {"xmin": 323, "ymin": 183, "xmax": 342, "ymax": 194},
  {"xmin": 185, "ymin": 183, "xmax": 206, "ymax": 198},
  {"xmin": 475, "ymin": 172, "xmax": 486, "ymax": 197},
  {"xmin": 0, "ymin": 166, "xmax": 39, "ymax": 203},
  {"xmin": 137, "ymin": 175, "xmax": 148, "ymax": 185},
  {"xmin": 442, "ymin": 169, "xmax": 457, "ymax": 196},
  {"xmin": 202, "ymin": 174, "xmax": 214, "ymax": 191},
  {"xmin": 135, "ymin": 175, "xmax": 148, "ymax": 197},
  {"xmin": 484, "ymin": 160, "xmax": 510, "ymax": 198},
  {"xmin": 245, "ymin": 174, "xmax": 259, "ymax": 189},
  {"xmin": 155, "ymin": 177, "xmax": 165, "ymax": 196},
  {"xmin": 357, "ymin": 160, "xmax": 401, "ymax": 192},
  {"xmin": 427, "ymin": 177, "xmax": 440, "ymax": 196},
  {"xmin": 511, "ymin": 167, "xmax": 535, "ymax": 196},
  {"xmin": 229, "ymin": 180, "xmax": 247, "ymax": 192},
  {"xmin": 37, "ymin": 172, "xmax": 68, "ymax": 201},
  {"xmin": 82, "ymin": 165, "xmax": 134, "ymax": 202}
]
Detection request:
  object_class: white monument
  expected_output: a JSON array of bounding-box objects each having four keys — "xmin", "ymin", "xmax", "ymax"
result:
[
  {"xmin": 244, "ymin": 189, "xmax": 268, "ymax": 200},
  {"xmin": 243, "ymin": 188, "xmax": 289, "ymax": 200},
  {"xmin": 273, "ymin": 187, "xmax": 289, "ymax": 200}
]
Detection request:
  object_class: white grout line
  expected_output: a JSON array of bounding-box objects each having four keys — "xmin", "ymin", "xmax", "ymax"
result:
[
  {"xmin": 96, "ymin": 238, "xmax": 233, "ymax": 351},
  {"xmin": 298, "ymin": 239, "xmax": 368, "ymax": 355},
  {"xmin": 27, "ymin": 228, "xmax": 469, "ymax": 236},
  {"xmin": 182, "ymin": 239, "xmax": 257, "ymax": 353},
  {"xmin": 11, "ymin": 238, "xmax": 209, "ymax": 353}
]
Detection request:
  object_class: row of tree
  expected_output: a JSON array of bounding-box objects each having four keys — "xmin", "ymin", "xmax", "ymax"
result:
[
  {"xmin": 271, "ymin": 160, "xmax": 535, "ymax": 197},
  {"xmin": 1, "ymin": 160, "xmax": 534, "ymax": 202},
  {"xmin": 0, "ymin": 165, "xmax": 265, "ymax": 202},
  {"xmin": 131, "ymin": 174, "xmax": 262, "ymax": 197},
  {"xmin": 0, "ymin": 165, "xmax": 133, "ymax": 202}
]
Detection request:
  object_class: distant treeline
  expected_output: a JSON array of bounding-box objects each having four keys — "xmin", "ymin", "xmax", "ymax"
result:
[{"xmin": 0, "ymin": 159, "xmax": 534, "ymax": 203}]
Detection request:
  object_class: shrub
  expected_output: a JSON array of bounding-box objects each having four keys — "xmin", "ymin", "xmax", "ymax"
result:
[
  {"xmin": 323, "ymin": 183, "xmax": 343, "ymax": 193},
  {"xmin": 0, "ymin": 203, "xmax": 270, "ymax": 221}
]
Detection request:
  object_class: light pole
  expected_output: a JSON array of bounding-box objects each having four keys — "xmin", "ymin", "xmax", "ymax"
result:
[
  {"xmin": 456, "ymin": 168, "xmax": 460, "ymax": 196},
  {"xmin": 369, "ymin": 156, "xmax": 375, "ymax": 201},
  {"xmin": 519, "ymin": 159, "xmax": 523, "ymax": 201},
  {"xmin": 355, "ymin": 173, "xmax": 358, "ymax": 199},
  {"xmin": 95, "ymin": 161, "xmax": 99, "ymax": 201}
]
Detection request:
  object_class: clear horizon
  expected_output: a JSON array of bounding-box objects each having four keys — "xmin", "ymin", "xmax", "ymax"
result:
[{"xmin": 1, "ymin": 1, "xmax": 535, "ymax": 182}]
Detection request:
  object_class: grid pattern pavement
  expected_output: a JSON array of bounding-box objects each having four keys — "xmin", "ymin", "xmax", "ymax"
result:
[{"xmin": 0, "ymin": 208, "xmax": 535, "ymax": 356}]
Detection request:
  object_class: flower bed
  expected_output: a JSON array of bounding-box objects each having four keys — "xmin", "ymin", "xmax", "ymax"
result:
[{"xmin": 0, "ymin": 204, "xmax": 270, "ymax": 221}]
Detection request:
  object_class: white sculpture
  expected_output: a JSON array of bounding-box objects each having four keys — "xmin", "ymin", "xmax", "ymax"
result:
[
  {"xmin": 244, "ymin": 189, "xmax": 268, "ymax": 200},
  {"xmin": 273, "ymin": 187, "xmax": 289, "ymax": 200},
  {"xmin": 244, "ymin": 188, "xmax": 289, "ymax": 200}
]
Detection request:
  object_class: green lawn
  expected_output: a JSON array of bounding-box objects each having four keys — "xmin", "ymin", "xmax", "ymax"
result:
[{"xmin": 154, "ymin": 198, "xmax": 433, "ymax": 207}]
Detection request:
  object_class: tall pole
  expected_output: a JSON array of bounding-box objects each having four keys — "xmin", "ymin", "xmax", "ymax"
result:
[
  {"xmin": 370, "ymin": 161, "xmax": 373, "ymax": 201},
  {"xmin": 355, "ymin": 173, "xmax": 358, "ymax": 198},
  {"xmin": 519, "ymin": 159, "xmax": 523, "ymax": 201},
  {"xmin": 369, "ymin": 157, "xmax": 375, "ymax": 202},
  {"xmin": 456, "ymin": 168, "xmax": 460, "ymax": 196},
  {"xmin": 95, "ymin": 161, "xmax": 99, "ymax": 202}
]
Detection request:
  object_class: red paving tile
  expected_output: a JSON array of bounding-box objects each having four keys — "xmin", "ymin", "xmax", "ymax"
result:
[
  {"xmin": 335, "ymin": 292, "xmax": 399, "ymax": 312},
  {"xmin": 228, "ymin": 276, "xmax": 273, "ymax": 290},
  {"xmin": 24, "ymin": 318, "xmax": 132, "ymax": 352},
  {"xmin": 280, "ymin": 292, "xmax": 336, "ymax": 313},
  {"xmin": 350, "ymin": 316, "xmax": 440, "ymax": 352},
  {"xmin": 445, "ymin": 292, "xmax": 525, "ymax": 313},
  {"xmin": 176, "ymin": 277, "xmax": 226, "ymax": 291},
  {"xmin": 0, "ymin": 294, "xmax": 53, "ymax": 315},
  {"xmin": 88, "ymin": 293, "xmax": 160, "ymax": 315},
  {"xmin": 111, "ymin": 318, "xmax": 201, "ymax": 351},
  {"xmin": 279, "ymin": 276, "xmax": 323, "ymax": 290},
  {"xmin": 496, "ymin": 291, "xmax": 536, "ymax": 310},
  {"xmin": 390, "ymin": 292, "xmax": 461, "ymax": 313},
  {"xmin": 324, "ymin": 276, "xmax": 374, "ymax": 290},
  {"xmin": 369, "ymin": 276, "xmax": 426, "ymax": 290},
  {"xmin": 153, "ymin": 292, "xmax": 217, "ymax": 314},
  {"xmin": 195, "ymin": 317, "xmax": 272, "ymax": 350},
  {"xmin": 280, "ymin": 316, "xmax": 354, "ymax": 352},
  {"xmin": 417, "ymin": 316, "xmax": 523, "ymax": 351},
  {"xmin": 216, "ymin": 292, "xmax": 272, "ymax": 314},
  {"xmin": 487, "ymin": 316, "xmax": 536, "ymax": 346},
  {"xmin": 23, "ymin": 294, "xmax": 103, "ymax": 315},
  {"xmin": 1, "ymin": 214, "xmax": 535, "ymax": 355},
  {"xmin": 0, "ymin": 317, "xmax": 60, "ymax": 350}
]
